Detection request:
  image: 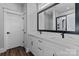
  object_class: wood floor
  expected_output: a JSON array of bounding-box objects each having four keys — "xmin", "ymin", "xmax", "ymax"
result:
[{"xmin": 0, "ymin": 46, "xmax": 34, "ymax": 56}]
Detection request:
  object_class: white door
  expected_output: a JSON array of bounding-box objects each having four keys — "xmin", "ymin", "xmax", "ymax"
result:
[{"xmin": 4, "ymin": 9, "xmax": 24, "ymax": 49}]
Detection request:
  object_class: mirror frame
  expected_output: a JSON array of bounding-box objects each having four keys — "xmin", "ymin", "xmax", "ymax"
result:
[{"xmin": 37, "ymin": 3, "xmax": 79, "ymax": 34}]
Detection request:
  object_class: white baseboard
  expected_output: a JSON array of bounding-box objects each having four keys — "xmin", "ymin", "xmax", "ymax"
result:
[
  {"xmin": 0, "ymin": 48, "xmax": 6, "ymax": 53},
  {"xmin": 25, "ymin": 47, "xmax": 30, "ymax": 53}
]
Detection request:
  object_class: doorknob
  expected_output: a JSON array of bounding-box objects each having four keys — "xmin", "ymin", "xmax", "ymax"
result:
[{"xmin": 7, "ymin": 32, "xmax": 10, "ymax": 34}]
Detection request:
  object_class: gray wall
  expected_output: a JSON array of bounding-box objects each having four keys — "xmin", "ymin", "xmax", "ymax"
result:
[{"xmin": 0, "ymin": 6, "xmax": 4, "ymax": 49}]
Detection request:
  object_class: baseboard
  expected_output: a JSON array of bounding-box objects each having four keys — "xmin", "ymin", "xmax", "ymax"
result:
[
  {"xmin": 0, "ymin": 48, "xmax": 6, "ymax": 53},
  {"xmin": 25, "ymin": 47, "xmax": 30, "ymax": 53}
]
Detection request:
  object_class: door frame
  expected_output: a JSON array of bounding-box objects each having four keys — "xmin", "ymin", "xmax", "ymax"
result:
[{"xmin": 3, "ymin": 8, "xmax": 24, "ymax": 51}]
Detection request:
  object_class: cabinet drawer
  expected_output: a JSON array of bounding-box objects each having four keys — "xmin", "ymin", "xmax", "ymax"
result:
[
  {"xmin": 38, "ymin": 39, "xmax": 54, "ymax": 56},
  {"xmin": 37, "ymin": 46, "xmax": 44, "ymax": 56},
  {"xmin": 43, "ymin": 45, "xmax": 54, "ymax": 56},
  {"xmin": 31, "ymin": 40, "xmax": 38, "ymax": 55}
]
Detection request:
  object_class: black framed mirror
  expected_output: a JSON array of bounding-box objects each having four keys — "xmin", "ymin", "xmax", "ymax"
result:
[{"xmin": 37, "ymin": 3, "xmax": 79, "ymax": 35}]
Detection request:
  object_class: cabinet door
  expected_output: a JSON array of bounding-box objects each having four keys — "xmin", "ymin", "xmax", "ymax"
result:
[
  {"xmin": 30, "ymin": 36, "xmax": 39, "ymax": 56},
  {"xmin": 43, "ymin": 46, "xmax": 54, "ymax": 56},
  {"xmin": 31, "ymin": 41, "xmax": 39, "ymax": 56},
  {"xmin": 30, "ymin": 36, "xmax": 44, "ymax": 56},
  {"xmin": 42, "ymin": 42, "xmax": 54, "ymax": 56},
  {"xmin": 37, "ymin": 45, "xmax": 44, "ymax": 56}
]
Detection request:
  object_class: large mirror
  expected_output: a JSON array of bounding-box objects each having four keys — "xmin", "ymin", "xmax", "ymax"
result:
[{"xmin": 38, "ymin": 3, "xmax": 79, "ymax": 34}]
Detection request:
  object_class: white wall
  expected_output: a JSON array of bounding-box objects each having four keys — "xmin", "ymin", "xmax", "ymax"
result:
[
  {"xmin": 1, "ymin": 3, "xmax": 24, "ymax": 12},
  {"xmin": 27, "ymin": 3, "xmax": 38, "ymax": 34},
  {"xmin": 26, "ymin": 3, "xmax": 38, "ymax": 49},
  {"xmin": 67, "ymin": 13, "xmax": 75, "ymax": 31}
]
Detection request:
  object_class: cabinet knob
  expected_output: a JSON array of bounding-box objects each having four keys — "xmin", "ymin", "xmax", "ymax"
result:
[
  {"xmin": 24, "ymin": 32, "xmax": 26, "ymax": 34},
  {"xmin": 38, "ymin": 40, "xmax": 42, "ymax": 43},
  {"xmin": 7, "ymin": 32, "xmax": 10, "ymax": 34}
]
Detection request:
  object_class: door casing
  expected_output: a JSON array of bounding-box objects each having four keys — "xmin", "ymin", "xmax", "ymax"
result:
[{"xmin": 3, "ymin": 8, "xmax": 24, "ymax": 50}]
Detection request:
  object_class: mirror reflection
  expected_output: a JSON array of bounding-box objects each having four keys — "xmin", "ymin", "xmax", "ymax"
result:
[{"xmin": 39, "ymin": 3, "xmax": 75, "ymax": 31}]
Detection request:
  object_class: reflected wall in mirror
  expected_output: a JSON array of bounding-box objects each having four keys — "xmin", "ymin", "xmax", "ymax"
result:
[
  {"xmin": 56, "ymin": 16, "xmax": 67, "ymax": 31},
  {"xmin": 39, "ymin": 4, "xmax": 56, "ymax": 30},
  {"xmin": 38, "ymin": 3, "xmax": 79, "ymax": 34},
  {"xmin": 39, "ymin": 8, "xmax": 55, "ymax": 30},
  {"xmin": 56, "ymin": 3, "xmax": 75, "ymax": 31}
]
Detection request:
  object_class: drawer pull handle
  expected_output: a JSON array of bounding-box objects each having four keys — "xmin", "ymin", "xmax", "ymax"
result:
[
  {"xmin": 38, "ymin": 47, "xmax": 42, "ymax": 50},
  {"xmin": 38, "ymin": 40, "xmax": 42, "ymax": 43},
  {"xmin": 31, "ymin": 41, "xmax": 33, "ymax": 46}
]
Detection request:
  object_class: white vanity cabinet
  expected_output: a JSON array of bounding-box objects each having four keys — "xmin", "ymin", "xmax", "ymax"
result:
[
  {"xmin": 27, "ymin": 34, "xmax": 56, "ymax": 56},
  {"xmin": 27, "ymin": 34, "xmax": 78, "ymax": 56}
]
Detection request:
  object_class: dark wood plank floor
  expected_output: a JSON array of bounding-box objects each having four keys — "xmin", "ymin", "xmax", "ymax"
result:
[{"xmin": 0, "ymin": 46, "xmax": 34, "ymax": 56}]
